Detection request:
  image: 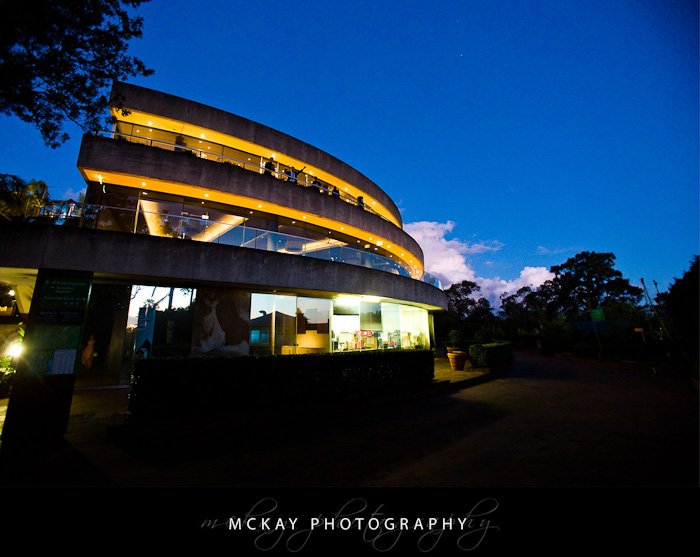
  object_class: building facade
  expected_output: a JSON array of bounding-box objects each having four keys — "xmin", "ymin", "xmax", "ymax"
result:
[{"xmin": 1, "ymin": 82, "xmax": 446, "ymax": 382}]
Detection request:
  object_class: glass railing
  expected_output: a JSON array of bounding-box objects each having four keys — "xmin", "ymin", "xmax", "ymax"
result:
[
  {"xmin": 103, "ymin": 125, "xmax": 393, "ymax": 223},
  {"xmin": 37, "ymin": 203, "xmax": 443, "ymax": 289}
]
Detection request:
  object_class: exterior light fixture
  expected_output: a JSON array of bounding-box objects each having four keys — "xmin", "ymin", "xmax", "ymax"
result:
[
  {"xmin": 142, "ymin": 192, "xmax": 148, "ymax": 196},
  {"xmin": 202, "ymin": 213, "xmax": 209, "ymax": 220},
  {"xmin": 136, "ymin": 129, "xmax": 140, "ymax": 133},
  {"xmin": 302, "ymin": 216, "xmax": 306, "ymax": 219},
  {"xmin": 7, "ymin": 342, "xmax": 22, "ymax": 359},
  {"xmin": 364, "ymin": 243, "xmax": 370, "ymax": 248},
  {"xmin": 141, "ymin": 181, "xmax": 146, "ymax": 186},
  {"xmin": 376, "ymin": 241, "xmax": 383, "ymax": 246},
  {"xmin": 204, "ymin": 193, "xmax": 209, "ymax": 198},
  {"xmin": 200, "ymin": 133, "xmax": 205, "ymax": 138},
  {"xmin": 8, "ymin": 289, "xmax": 15, "ymax": 297},
  {"xmin": 147, "ymin": 121, "xmax": 153, "ymax": 126},
  {"xmin": 250, "ymin": 211, "xmax": 254, "ymax": 214},
  {"xmin": 258, "ymin": 204, "xmax": 262, "ymax": 208}
]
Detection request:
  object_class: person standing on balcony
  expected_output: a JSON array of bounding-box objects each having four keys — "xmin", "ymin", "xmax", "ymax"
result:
[
  {"xmin": 264, "ymin": 158, "xmax": 276, "ymax": 177},
  {"xmin": 285, "ymin": 165, "xmax": 306, "ymax": 185}
]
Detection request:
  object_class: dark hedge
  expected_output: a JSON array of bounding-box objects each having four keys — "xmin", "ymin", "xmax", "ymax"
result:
[
  {"xmin": 128, "ymin": 349, "xmax": 434, "ymax": 420},
  {"xmin": 468, "ymin": 341, "xmax": 513, "ymax": 369}
]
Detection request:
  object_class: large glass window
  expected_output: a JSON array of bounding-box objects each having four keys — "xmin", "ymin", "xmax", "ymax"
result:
[
  {"xmin": 250, "ymin": 293, "xmax": 296, "ymax": 355},
  {"xmin": 332, "ymin": 297, "xmax": 360, "ymax": 351},
  {"xmin": 296, "ymin": 297, "xmax": 331, "ymax": 354},
  {"xmin": 380, "ymin": 302, "xmax": 402, "ymax": 349},
  {"xmin": 400, "ymin": 305, "xmax": 430, "ymax": 349}
]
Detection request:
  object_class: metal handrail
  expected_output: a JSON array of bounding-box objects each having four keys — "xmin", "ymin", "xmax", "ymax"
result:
[
  {"xmin": 39, "ymin": 203, "xmax": 443, "ymax": 288},
  {"xmin": 102, "ymin": 129, "xmax": 394, "ymax": 222}
]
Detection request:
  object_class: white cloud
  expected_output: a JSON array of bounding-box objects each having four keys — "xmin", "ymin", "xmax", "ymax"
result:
[
  {"xmin": 58, "ymin": 187, "xmax": 86, "ymax": 201},
  {"xmin": 536, "ymin": 245, "xmax": 579, "ymax": 256},
  {"xmin": 476, "ymin": 267, "xmax": 555, "ymax": 306},
  {"xmin": 405, "ymin": 221, "xmax": 554, "ymax": 307},
  {"xmin": 404, "ymin": 221, "xmax": 477, "ymax": 285}
]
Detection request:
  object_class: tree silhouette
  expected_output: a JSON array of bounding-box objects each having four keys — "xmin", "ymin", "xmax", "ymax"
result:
[
  {"xmin": 444, "ymin": 280, "xmax": 481, "ymax": 319},
  {"xmin": 0, "ymin": 174, "xmax": 49, "ymax": 220},
  {"xmin": 548, "ymin": 251, "xmax": 642, "ymax": 319},
  {"xmin": 0, "ymin": 0, "xmax": 153, "ymax": 147},
  {"xmin": 658, "ymin": 256, "xmax": 699, "ymax": 369}
]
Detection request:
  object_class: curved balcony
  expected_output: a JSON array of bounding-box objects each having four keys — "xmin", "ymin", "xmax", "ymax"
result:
[
  {"xmin": 77, "ymin": 134, "xmax": 425, "ymax": 270},
  {"xmin": 38, "ymin": 202, "xmax": 442, "ymax": 289},
  {"xmin": 110, "ymin": 81, "xmax": 402, "ymax": 226}
]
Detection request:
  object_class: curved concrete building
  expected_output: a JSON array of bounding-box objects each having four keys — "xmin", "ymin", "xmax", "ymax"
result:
[{"xmin": 1, "ymin": 82, "xmax": 446, "ymax": 377}]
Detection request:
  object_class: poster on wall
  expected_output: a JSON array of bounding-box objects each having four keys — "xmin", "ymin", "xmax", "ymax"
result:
[
  {"xmin": 26, "ymin": 273, "xmax": 92, "ymax": 375},
  {"xmin": 191, "ymin": 288, "xmax": 251, "ymax": 356}
]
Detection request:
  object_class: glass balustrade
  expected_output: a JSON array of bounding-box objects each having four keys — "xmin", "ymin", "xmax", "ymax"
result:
[
  {"xmin": 37, "ymin": 203, "xmax": 443, "ymax": 288},
  {"xmin": 104, "ymin": 125, "xmax": 392, "ymax": 222}
]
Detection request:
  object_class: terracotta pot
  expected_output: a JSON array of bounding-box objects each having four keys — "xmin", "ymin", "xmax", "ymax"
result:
[
  {"xmin": 447, "ymin": 351, "xmax": 467, "ymax": 371},
  {"xmin": 446, "ymin": 346, "xmax": 456, "ymax": 354}
]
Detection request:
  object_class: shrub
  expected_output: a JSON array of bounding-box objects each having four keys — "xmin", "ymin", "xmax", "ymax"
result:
[
  {"xmin": 468, "ymin": 341, "xmax": 513, "ymax": 368},
  {"xmin": 128, "ymin": 350, "xmax": 434, "ymax": 421},
  {"xmin": 0, "ymin": 358, "xmax": 15, "ymax": 398}
]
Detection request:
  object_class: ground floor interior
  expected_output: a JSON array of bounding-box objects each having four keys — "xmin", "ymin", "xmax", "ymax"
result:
[{"xmin": 0, "ymin": 272, "xmax": 436, "ymax": 386}]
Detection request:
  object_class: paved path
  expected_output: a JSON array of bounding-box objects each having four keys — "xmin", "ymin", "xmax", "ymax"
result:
[{"xmin": 1, "ymin": 351, "xmax": 697, "ymax": 487}]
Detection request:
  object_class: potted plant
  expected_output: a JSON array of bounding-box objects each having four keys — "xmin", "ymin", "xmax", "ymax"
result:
[
  {"xmin": 446, "ymin": 329, "xmax": 463, "ymax": 353},
  {"xmin": 447, "ymin": 350, "xmax": 467, "ymax": 371}
]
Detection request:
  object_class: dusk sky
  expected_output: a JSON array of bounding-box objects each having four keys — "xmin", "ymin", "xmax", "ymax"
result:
[{"xmin": 0, "ymin": 0, "xmax": 697, "ymax": 302}]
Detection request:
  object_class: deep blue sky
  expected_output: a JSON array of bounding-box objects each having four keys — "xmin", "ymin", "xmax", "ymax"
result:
[{"xmin": 0, "ymin": 0, "xmax": 697, "ymax": 292}]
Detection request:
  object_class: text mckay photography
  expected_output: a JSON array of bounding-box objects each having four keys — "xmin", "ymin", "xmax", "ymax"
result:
[{"xmin": 200, "ymin": 496, "xmax": 500, "ymax": 553}]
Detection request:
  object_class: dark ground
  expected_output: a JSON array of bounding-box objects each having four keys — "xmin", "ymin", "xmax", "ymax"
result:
[
  {"xmin": 0, "ymin": 350, "xmax": 697, "ymax": 551},
  {"xmin": 1, "ymin": 350, "xmax": 697, "ymax": 487}
]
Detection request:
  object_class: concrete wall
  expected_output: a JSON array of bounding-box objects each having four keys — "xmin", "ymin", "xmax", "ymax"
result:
[
  {"xmin": 78, "ymin": 135, "xmax": 424, "ymax": 264},
  {"xmin": 111, "ymin": 81, "xmax": 402, "ymax": 226},
  {"xmin": 0, "ymin": 223, "xmax": 447, "ymax": 310}
]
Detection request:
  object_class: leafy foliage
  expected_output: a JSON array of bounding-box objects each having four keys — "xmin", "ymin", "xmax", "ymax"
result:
[
  {"xmin": 658, "ymin": 256, "xmax": 699, "ymax": 368},
  {"xmin": 0, "ymin": 174, "xmax": 49, "ymax": 220},
  {"xmin": 548, "ymin": 251, "xmax": 642, "ymax": 318},
  {"xmin": 0, "ymin": 0, "xmax": 153, "ymax": 147}
]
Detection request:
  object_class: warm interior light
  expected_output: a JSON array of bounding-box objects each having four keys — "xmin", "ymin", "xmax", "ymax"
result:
[
  {"xmin": 111, "ymin": 109, "xmax": 403, "ymax": 226},
  {"xmin": 7, "ymin": 342, "xmax": 22, "ymax": 358},
  {"xmin": 8, "ymin": 289, "xmax": 15, "ymax": 297},
  {"xmin": 81, "ymin": 168, "xmax": 423, "ymax": 271}
]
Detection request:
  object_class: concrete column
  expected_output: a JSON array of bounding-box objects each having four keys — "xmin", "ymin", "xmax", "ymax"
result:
[{"xmin": 0, "ymin": 269, "xmax": 92, "ymax": 457}]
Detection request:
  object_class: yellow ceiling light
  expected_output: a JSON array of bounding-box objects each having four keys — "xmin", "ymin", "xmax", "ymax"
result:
[
  {"xmin": 112, "ymin": 109, "xmax": 400, "ymax": 227},
  {"xmin": 81, "ymin": 168, "xmax": 423, "ymax": 272}
]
